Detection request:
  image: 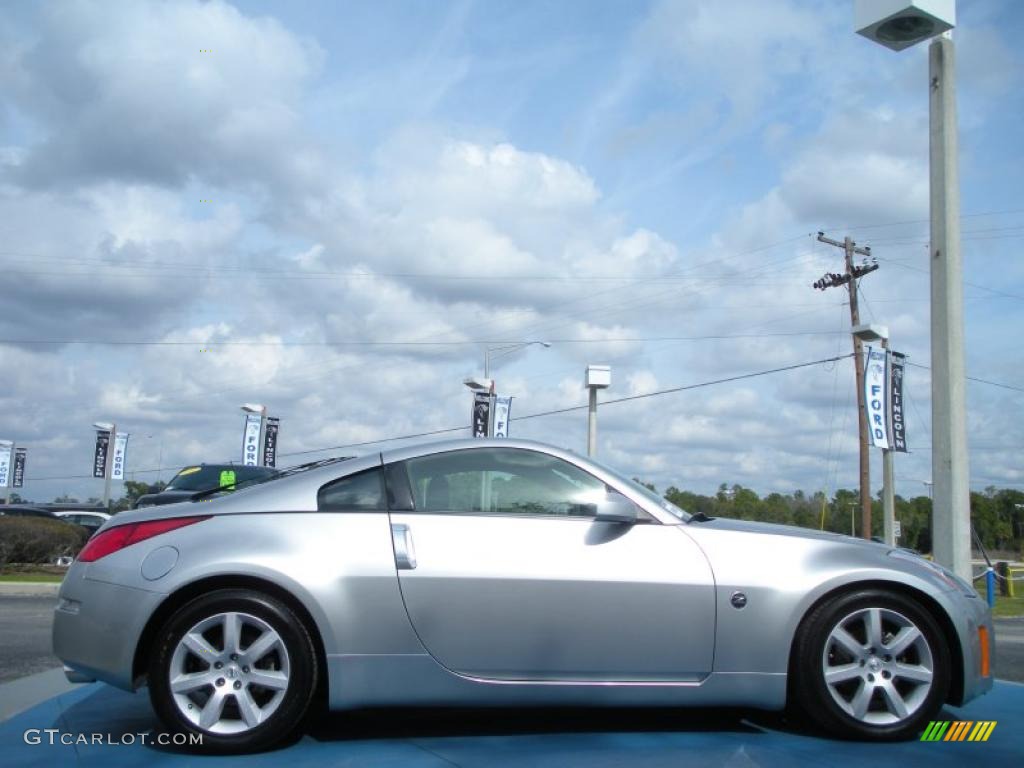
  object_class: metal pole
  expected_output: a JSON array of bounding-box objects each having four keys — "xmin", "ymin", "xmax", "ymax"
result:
[
  {"xmin": 929, "ymin": 34, "xmax": 971, "ymax": 580},
  {"xmin": 102, "ymin": 424, "xmax": 116, "ymax": 511},
  {"xmin": 882, "ymin": 338, "xmax": 896, "ymax": 546},
  {"xmin": 587, "ymin": 386, "xmax": 598, "ymax": 457}
]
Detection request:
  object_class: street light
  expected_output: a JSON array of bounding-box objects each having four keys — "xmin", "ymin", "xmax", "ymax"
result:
[
  {"xmin": 464, "ymin": 342, "xmax": 550, "ymax": 438},
  {"xmin": 585, "ymin": 365, "xmax": 611, "ymax": 457},
  {"xmin": 855, "ymin": 0, "xmax": 970, "ymax": 578},
  {"xmin": 853, "ymin": 323, "xmax": 897, "ymax": 546},
  {"xmin": 484, "ymin": 341, "xmax": 551, "ymax": 379}
]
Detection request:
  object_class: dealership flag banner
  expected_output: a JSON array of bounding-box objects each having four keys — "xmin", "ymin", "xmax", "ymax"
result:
[
  {"xmin": 472, "ymin": 392, "xmax": 492, "ymax": 438},
  {"xmin": 263, "ymin": 418, "xmax": 279, "ymax": 468},
  {"xmin": 242, "ymin": 413, "xmax": 262, "ymax": 466},
  {"xmin": 111, "ymin": 433, "xmax": 130, "ymax": 481},
  {"xmin": 493, "ymin": 397, "xmax": 512, "ymax": 438},
  {"xmin": 863, "ymin": 345, "xmax": 890, "ymax": 449},
  {"xmin": 93, "ymin": 430, "xmax": 110, "ymax": 479},
  {"xmin": 0, "ymin": 440, "xmax": 12, "ymax": 488},
  {"xmin": 889, "ymin": 352, "xmax": 908, "ymax": 453},
  {"xmin": 12, "ymin": 448, "xmax": 26, "ymax": 488}
]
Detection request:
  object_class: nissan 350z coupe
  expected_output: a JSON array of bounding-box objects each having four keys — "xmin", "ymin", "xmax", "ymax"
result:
[{"xmin": 54, "ymin": 439, "xmax": 993, "ymax": 753}]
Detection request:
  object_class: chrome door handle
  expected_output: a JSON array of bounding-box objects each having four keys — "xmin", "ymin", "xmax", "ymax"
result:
[{"xmin": 391, "ymin": 523, "xmax": 417, "ymax": 570}]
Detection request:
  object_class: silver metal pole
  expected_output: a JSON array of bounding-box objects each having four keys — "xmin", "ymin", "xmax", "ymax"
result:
[
  {"xmin": 102, "ymin": 424, "xmax": 116, "ymax": 511},
  {"xmin": 929, "ymin": 34, "xmax": 971, "ymax": 579},
  {"xmin": 587, "ymin": 387, "xmax": 598, "ymax": 457}
]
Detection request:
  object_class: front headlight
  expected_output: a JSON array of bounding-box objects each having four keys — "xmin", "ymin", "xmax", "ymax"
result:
[{"xmin": 888, "ymin": 549, "xmax": 978, "ymax": 597}]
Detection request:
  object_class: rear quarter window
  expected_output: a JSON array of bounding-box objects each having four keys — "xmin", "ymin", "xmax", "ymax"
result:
[{"xmin": 318, "ymin": 468, "xmax": 386, "ymax": 511}]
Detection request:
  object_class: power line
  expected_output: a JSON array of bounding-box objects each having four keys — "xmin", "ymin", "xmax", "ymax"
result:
[
  {"xmin": 0, "ymin": 330, "xmax": 848, "ymax": 347},
  {"xmin": 904, "ymin": 361, "xmax": 1024, "ymax": 393},
  {"xmin": 274, "ymin": 353, "xmax": 854, "ymax": 458}
]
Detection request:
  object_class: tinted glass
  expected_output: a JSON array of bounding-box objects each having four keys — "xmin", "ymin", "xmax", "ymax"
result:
[
  {"xmin": 318, "ymin": 468, "xmax": 386, "ymax": 511},
  {"xmin": 403, "ymin": 448, "xmax": 614, "ymax": 518},
  {"xmin": 165, "ymin": 465, "xmax": 275, "ymax": 491}
]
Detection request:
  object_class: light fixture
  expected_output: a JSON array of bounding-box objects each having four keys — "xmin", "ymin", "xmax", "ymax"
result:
[{"xmin": 855, "ymin": 0, "xmax": 954, "ymax": 52}]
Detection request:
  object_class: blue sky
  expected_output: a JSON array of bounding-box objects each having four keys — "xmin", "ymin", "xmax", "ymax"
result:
[{"xmin": 0, "ymin": 0, "xmax": 1021, "ymax": 504}]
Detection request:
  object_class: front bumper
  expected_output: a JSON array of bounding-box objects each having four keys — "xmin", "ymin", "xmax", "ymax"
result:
[
  {"xmin": 952, "ymin": 590, "xmax": 995, "ymax": 706},
  {"xmin": 53, "ymin": 565, "xmax": 164, "ymax": 691}
]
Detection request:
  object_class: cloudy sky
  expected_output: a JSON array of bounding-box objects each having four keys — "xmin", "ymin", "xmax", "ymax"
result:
[{"xmin": 1, "ymin": 0, "xmax": 1021, "ymax": 503}]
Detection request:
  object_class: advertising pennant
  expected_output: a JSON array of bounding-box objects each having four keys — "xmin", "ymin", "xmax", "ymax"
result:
[{"xmin": 863, "ymin": 345, "xmax": 890, "ymax": 449}]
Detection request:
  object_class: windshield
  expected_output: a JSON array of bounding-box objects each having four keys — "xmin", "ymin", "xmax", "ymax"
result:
[
  {"xmin": 165, "ymin": 465, "xmax": 277, "ymax": 492},
  {"xmin": 583, "ymin": 456, "xmax": 690, "ymax": 521}
]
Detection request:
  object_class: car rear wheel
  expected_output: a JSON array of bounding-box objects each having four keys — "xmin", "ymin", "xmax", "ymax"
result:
[
  {"xmin": 793, "ymin": 589, "xmax": 950, "ymax": 741},
  {"xmin": 148, "ymin": 589, "xmax": 317, "ymax": 753}
]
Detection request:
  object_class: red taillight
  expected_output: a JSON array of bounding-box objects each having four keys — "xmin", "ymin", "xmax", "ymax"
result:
[{"xmin": 77, "ymin": 516, "xmax": 211, "ymax": 562}]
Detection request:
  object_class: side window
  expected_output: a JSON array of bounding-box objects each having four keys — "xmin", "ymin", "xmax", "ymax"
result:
[
  {"xmin": 318, "ymin": 468, "xmax": 386, "ymax": 511},
  {"xmin": 401, "ymin": 448, "xmax": 647, "ymax": 520}
]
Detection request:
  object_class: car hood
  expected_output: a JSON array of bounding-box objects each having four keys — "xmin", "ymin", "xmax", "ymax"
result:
[{"xmin": 691, "ymin": 516, "xmax": 891, "ymax": 551}]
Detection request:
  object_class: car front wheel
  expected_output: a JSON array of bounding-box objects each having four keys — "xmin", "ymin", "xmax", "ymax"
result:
[
  {"xmin": 148, "ymin": 588, "xmax": 318, "ymax": 753},
  {"xmin": 793, "ymin": 589, "xmax": 950, "ymax": 740}
]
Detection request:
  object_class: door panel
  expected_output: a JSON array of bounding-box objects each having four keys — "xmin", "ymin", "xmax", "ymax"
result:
[{"xmin": 389, "ymin": 512, "xmax": 716, "ymax": 682}]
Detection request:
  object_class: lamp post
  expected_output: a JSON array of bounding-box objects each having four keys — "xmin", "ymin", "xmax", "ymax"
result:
[
  {"xmin": 483, "ymin": 341, "xmax": 551, "ymax": 380},
  {"xmin": 585, "ymin": 365, "xmax": 611, "ymax": 457},
  {"xmin": 93, "ymin": 421, "xmax": 115, "ymax": 510},
  {"xmin": 464, "ymin": 342, "xmax": 550, "ymax": 439},
  {"xmin": 855, "ymin": 0, "xmax": 969, "ymax": 579},
  {"xmin": 854, "ymin": 323, "xmax": 896, "ymax": 545}
]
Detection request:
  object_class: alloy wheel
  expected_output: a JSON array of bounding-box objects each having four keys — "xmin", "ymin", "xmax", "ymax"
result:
[
  {"xmin": 821, "ymin": 606, "xmax": 934, "ymax": 726},
  {"xmin": 168, "ymin": 611, "xmax": 291, "ymax": 735}
]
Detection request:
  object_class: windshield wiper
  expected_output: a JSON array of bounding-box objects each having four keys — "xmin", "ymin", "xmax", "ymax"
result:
[{"xmin": 687, "ymin": 511, "xmax": 714, "ymax": 523}]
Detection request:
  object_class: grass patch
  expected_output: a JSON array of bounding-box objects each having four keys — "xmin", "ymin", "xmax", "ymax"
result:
[
  {"xmin": 0, "ymin": 571, "xmax": 64, "ymax": 583},
  {"xmin": 992, "ymin": 594, "xmax": 1024, "ymax": 619}
]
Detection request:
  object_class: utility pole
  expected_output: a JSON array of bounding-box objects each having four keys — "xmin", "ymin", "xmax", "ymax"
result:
[
  {"xmin": 814, "ymin": 232, "xmax": 878, "ymax": 540},
  {"xmin": 929, "ymin": 35, "xmax": 971, "ymax": 580}
]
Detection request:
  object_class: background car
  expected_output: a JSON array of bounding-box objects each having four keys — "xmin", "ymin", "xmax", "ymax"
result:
[
  {"xmin": 54, "ymin": 439, "xmax": 993, "ymax": 753},
  {"xmin": 133, "ymin": 464, "xmax": 279, "ymax": 508},
  {"xmin": 52, "ymin": 510, "xmax": 111, "ymax": 535},
  {"xmin": 0, "ymin": 504, "xmax": 61, "ymax": 519}
]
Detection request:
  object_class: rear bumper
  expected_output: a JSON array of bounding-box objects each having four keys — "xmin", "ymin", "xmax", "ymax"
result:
[
  {"xmin": 63, "ymin": 664, "xmax": 95, "ymax": 684},
  {"xmin": 53, "ymin": 568, "xmax": 164, "ymax": 692}
]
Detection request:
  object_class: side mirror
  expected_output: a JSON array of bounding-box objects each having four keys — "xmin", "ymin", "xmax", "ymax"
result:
[{"xmin": 594, "ymin": 494, "xmax": 637, "ymax": 524}]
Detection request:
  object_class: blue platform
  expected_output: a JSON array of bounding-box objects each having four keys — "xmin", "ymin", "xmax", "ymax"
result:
[{"xmin": 2, "ymin": 680, "xmax": 1021, "ymax": 766}]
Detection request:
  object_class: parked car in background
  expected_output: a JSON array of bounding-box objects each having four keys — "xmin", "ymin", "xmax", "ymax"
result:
[
  {"xmin": 133, "ymin": 464, "xmax": 279, "ymax": 508},
  {"xmin": 0, "ymin": 504, "xmax": 61, "ymax": 519},
  {"xmin": 54, "ymin": 439, "xmax": 992, "ymax": 753},
  {"xmin": 53, "ymin": 510, "xmax": 111, "ymax": 535}
]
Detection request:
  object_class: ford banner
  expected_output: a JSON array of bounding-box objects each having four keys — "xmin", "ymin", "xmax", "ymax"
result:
[
  {"xmin": 0, "ymin": 440, "xmax": 12, "ymax": 488},
  {"xmin": 242, "ymin": 413, "xmax": 262, "ymax": 466},
  {"xmin": 863, "ymin": 345, "xmax": 890, "ymax": 449},
  {"xmin": 111, "ymin": 433, "xmax": 130, "ymax": 480}
]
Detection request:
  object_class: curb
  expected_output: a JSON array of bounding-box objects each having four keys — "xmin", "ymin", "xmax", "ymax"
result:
[{"xmin": 0, "ymin": 582, "xmax": 60, "ymax": 596}]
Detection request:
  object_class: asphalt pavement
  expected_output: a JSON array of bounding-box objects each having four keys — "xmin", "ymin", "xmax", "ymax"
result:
[
  {"xmin": 0, "ymin": 596, "xmax": 60, "ymax": 684},
  {"xmin": 2, "ymin": 594, "xmax": 1022, "ymax": 691}
]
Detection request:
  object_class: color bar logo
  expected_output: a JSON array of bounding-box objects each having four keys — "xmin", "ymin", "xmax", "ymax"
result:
[{"xmin": 921, "ymin": 721, "xmax": 997, "ymax": 742}]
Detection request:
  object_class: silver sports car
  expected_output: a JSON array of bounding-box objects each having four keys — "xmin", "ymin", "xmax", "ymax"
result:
[{"xmin": 54, "ymin": 439, "xmax": 993, "ymax": 752}]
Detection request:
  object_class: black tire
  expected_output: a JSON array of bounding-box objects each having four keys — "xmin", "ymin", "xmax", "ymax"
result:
[
  {"xmin": 792, "ymin": 589, "xmax": 950, "ymax": 741},
  {"xmin": 148, "ymin": 588, "xmax": 318, "ymax": 754}
]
